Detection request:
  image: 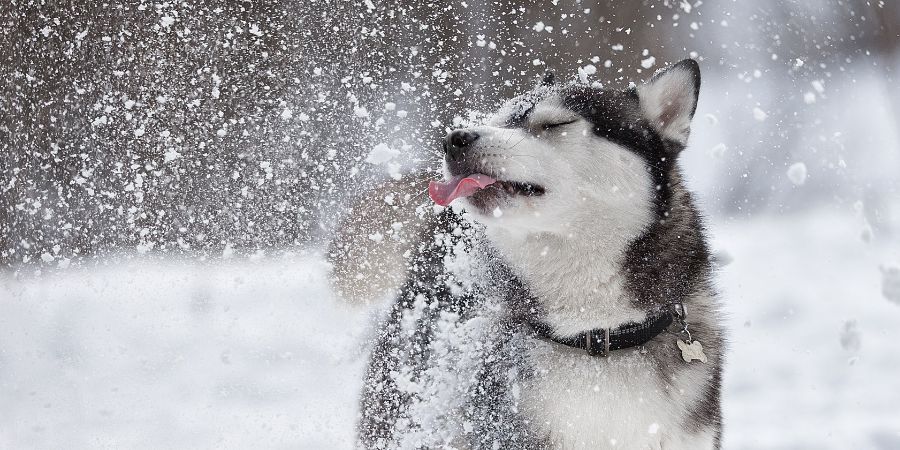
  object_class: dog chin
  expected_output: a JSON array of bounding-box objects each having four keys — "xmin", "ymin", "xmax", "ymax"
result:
[
  {"xmin": 463, "ymin": 186, "xmax": 509, "ymax": 214},
  {"xmin": 464, "ymin": 194, "xmax": 550, "ymax": 233}
]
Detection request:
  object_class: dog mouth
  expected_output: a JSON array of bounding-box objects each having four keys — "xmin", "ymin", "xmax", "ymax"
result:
[{"xmin": 428, "ymin": 174, "xmax": 546, "ymax": 207}]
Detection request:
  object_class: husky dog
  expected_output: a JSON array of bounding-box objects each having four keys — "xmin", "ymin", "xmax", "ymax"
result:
[{"xmin": 358, "ymin": 59, "xmax": 724, "ymax": 449}]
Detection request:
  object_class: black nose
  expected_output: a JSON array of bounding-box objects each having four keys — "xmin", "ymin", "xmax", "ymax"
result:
[{"xmin": 444, "ymin": 129, "xmax": 480, "ymax": 160}]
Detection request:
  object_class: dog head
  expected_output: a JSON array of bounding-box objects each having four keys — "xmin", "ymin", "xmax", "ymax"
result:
[{"xmin": 430, "ymin": 59, "xmax": 701, "ymax": 241}]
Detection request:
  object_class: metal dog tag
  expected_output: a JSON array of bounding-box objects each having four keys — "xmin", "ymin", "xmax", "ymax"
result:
[{"xmin": 677, "ymin": 339, "xmax": 708, "ymax": 363}]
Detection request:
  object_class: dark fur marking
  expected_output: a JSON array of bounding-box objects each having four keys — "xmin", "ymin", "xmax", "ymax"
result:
[
  {"xmin": 357, "ymin": 211, "xmax": 545, "ymax": 449},
  {"xmin": 541, "ymin": 71, "xmax": 555, "ymax": 86},
  {"xmin": 624, "ymin": 183, "xmax": 713, "ymax": 310},
  {"xmin": 357, "ymin": 211, "xmax": 461, "ymax": 446},
  {"xmin": 686, "ymin": 362, "xmax": 723, "ymax": 447},
  {"xmin": 561, "ymin": 86, "xmax": 677, "ymax": 220}
]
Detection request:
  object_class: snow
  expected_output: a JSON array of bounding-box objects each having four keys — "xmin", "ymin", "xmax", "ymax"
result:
[
  {"xmin": 578, "ymin": 64, "xmax": 597, "ymax": 83},
  {"xmin": 840, "ymin": 320, "xmax": 862, "ymax": 352},
  {"xmin": 0, "ymin": 256, "xmax": 367, "ymax": 449},
  {"xmin": 752, "ymin": 106, "xmax": 768, "ymax": 121},
  {"xmin": 709, "ymin": 142, "xmax": 727, "ymax": 158},
  {"xmin": 812, "ymin": 80, "xmax": 826, "ymax": 94},
  {"xmin": 2, "ymin": 210, "xmax": 899, "ymax": 448},
  {"xmin": 364, "ymin": 143, "xmax": 399, "ymax": 165},
  {"xmin": 787, "ymin": 162, "xmax": 808, "ymax": 185},
  {"xmin": 882, "ymin": 264, "xmax": 900, "ymax": 306},
  {"xmin": 353, "ymin": 106, "xmax": 369, "ymax": 119},
  {"xmin": 714, "ymin": 211, "xmax": 900, "ymax": 448}
]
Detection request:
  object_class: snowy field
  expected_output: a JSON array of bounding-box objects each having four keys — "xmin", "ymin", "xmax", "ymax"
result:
[{"xmin": 2, "ymin": 209, "xmax": 899, "ymax": 449}]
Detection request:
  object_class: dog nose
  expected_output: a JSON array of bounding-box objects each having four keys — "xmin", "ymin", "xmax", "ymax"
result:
[{"xmin": 444, "ymin": 129, "xmax": 480, "ymax": 160}]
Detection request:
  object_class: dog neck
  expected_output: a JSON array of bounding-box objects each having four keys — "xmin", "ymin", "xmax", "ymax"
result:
[{"xmin": 484, "ymin": 216, "xmax": 650, "ymax": 337}]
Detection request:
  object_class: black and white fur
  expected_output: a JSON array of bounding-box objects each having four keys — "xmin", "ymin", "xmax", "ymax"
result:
[{"xmin": 358, "ymin": 60, "xmax": 725, "ymax": 449}]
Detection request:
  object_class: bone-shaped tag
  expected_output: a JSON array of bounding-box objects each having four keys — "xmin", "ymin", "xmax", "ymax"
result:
[{"xmin": 677, "ymin": 339, "xmax": 708, "ymax": 363}]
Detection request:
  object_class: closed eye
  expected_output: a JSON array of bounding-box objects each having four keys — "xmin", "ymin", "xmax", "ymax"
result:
[{"xmin": 540, "ymin": 119, "xmax": 578, "ymax": 130}]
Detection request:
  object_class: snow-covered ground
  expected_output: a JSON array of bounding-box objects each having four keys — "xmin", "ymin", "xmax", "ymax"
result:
[
  {"xmin": 0, "ymin": 257, "xmax": 369, "ymax": 449},
  {"xmin": 2, "ymin": 209, "xmax": 899, "ymax": 449},
  {"xmin": 713, "ymin": 211, "xmax": 900, "ymax": 449}
]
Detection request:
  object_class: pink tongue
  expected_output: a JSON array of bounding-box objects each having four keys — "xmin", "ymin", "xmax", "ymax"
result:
[{"xmin": 428, "ymin": 174, "xmax": 497, "ymax": 206}]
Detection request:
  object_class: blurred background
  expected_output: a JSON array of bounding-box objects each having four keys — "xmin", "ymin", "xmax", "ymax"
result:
[{"xmin": 1, "ymin": 1, "xmax": 899, "ymax": 448}]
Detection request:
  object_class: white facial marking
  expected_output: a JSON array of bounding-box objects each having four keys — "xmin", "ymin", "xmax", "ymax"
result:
[{"xmin": 445, "ymin": 92, "xmax": 658, "ymax": 332}]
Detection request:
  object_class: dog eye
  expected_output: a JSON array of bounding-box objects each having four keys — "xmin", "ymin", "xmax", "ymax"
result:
[{"xmin": 541, "ymin": 119, "xmax": 577, "ymax": 131}]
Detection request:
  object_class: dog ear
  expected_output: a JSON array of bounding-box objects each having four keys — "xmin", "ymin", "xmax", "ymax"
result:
[{"xmin": 636, "ymin": 59, "xmax": 700, "ymax": 146}]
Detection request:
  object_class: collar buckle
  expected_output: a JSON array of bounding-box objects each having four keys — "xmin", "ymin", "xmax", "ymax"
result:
[{"xmin": 585, "ymin": 328, "xmax": 611, "ymax": 357}]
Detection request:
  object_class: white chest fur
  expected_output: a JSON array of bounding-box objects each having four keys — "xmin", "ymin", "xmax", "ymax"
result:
[
  {"xmin": 486, "ymin": 228, "xmax": 648, "ymax": 336},
  {"xmin": 519, "ymin": 340, "xmax": 715, "ymax": 449}
]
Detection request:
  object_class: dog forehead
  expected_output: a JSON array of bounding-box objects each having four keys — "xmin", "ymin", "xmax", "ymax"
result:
[
  {"xmin": 560, "ymin": 85, "xmax": 642, "ymax": 123},
  {"xmin": 488, "ymin": 84, "xmax": 640, "ymax": 129},
  {"xmin": 488, "ymin": 86, "xmax": 561, "ymax": 127}
]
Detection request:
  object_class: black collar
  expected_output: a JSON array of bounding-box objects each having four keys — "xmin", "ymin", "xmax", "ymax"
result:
[{"xmin": 530, "ymin": 308, "xmax": 676, "ymax": 357}]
